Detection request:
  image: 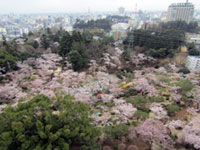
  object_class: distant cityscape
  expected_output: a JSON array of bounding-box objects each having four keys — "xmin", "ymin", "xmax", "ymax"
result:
[
  {"xmin": 1, "ymin": 1, "xmax": 200, "ymax": 149},
  {"xmin": 0, "ymin": 0, "xmax": 200, "ymax": 41}
]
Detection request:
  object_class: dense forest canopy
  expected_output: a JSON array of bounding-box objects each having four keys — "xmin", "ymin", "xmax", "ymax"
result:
[
  {"xmin": 160, "ymin": 21, "xmax": 199, "ymax": 33},
  {"xmin": 123, "ymin": 29, "xmax": 185, "ymax": 58},
  {"xmin": 133, "ymin": 29, "xmax": 185, "ymax": 50},
  {"xmin": 73, "ymin": 19, "xmax": 112, "ymax": 31}
]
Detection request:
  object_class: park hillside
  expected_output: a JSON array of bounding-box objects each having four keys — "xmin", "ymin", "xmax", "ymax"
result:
[{"xmin": 0, "ymin": 19, "xmax": 200, "ymax": 150}]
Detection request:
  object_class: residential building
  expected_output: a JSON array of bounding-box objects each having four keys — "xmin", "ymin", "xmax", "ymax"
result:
[
  {"xmin": 167, "ymin": 2, "xmax": 194, "ymax": 23},
  {"xmin": 189, "ymin": 37, "xmax": 200, "ymax": 49},
  {"xmin": 186, "ymin": 56, "xmax": 200, "ymax": 70},
  {"xmin": 186, "ymin": 33, "xmax": 200, "ymax": 49},
  {"xmin": 111, "ymin": 23, "xmax": 129, "ymax": 41}
]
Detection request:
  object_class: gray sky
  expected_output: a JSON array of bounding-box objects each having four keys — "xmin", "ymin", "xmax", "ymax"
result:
[{"xmin": 0, "ymin": 0, "xmax": 199, "ymax": 14}]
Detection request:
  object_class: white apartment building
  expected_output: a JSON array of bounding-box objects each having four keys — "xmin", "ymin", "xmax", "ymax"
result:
[{"xmin": 186, "ymin": 56, "xmax": 200, "ymax": 70}]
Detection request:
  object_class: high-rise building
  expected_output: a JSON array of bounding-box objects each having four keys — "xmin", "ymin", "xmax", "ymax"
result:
[
  {"xmin": 118, "ymin": 7, "xmax": 125, "ymax": 15},
  {"xmin": 167, "ymin": 1, "xmax": 194, "ymax": 23}
]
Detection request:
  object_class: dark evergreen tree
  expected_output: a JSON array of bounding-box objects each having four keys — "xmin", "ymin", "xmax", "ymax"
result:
[
  {"xmin": 72, "ymin": 42, "xmax": 90, "ymax": 67},
  {"xmin": 59, "ymin": 32, "xmax": 72, "ymax": 57},
  {"xmin": 0, "ymin": 49, "xmax": 18, "ymax": 73},
  {"xmin": 0, "ymin": 94, "xmax": 99, "ymax": 150},
  {"xmin": 67, "ymin": 50, "xmax": 83, "ymax": 71},
  {"xmin": 72, "ymin": 31, "xmax": 83, "ymax": 42},
  {"xmin": 40, "ymin": 34, "xmax": 50, "ymax": 49},
  {"xmin": 33, "ymin": 40, "xmax": 39, "ymax": 49}
]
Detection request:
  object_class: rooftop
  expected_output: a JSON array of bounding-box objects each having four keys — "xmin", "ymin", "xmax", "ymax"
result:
[
  {"xmin": 188, "ymin": 56, "xmax": 200, "ymax": 59},
  {"xmin": 170, "ymin": 3, "xmax": 194, "ymax": 7}
]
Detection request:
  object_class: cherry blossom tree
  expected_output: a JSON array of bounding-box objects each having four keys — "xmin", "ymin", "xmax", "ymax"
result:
[
  {"xmin": 136, "ymin": 119, "xmax": 174, "ymax": 150},
  {"xmin": 178, "ymin": 115, "xmax": 200, "ymax": 149},
  {"xmin": 133, "ymin": 78, "xmax": 158, "ymax": 97}
]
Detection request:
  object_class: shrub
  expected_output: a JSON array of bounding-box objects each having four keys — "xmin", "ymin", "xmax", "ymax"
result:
[
  {"xmin": 0, "ymin": 50, "xmax": 18, "ymax": 73},
  {"xmin": 0, "ymin": 76, "xmax": 10, "ymax": 84},
  {"xmin": 124, "ymin": 72, "xmax": 134, "ymax": 81},
  {"xmin": 94, "ymin": 101, "xmax": 105, "ymax": 107},
  {"xmin": 126, "ymin": 96, "xmax": 164, "ymax": 106},
  {"xmin": 116, "ymin": 71, "xmax": 133, "ymax": 81},
  {"xmin": 118, "ymin": 88, "xmax": 138, "ymax": 98},
  {"xmin": 126, "ymin": 96, "xmax": 164, "ymax": 113},
  {"xmin": 135, "ymin": 110, "xmax": 149, "ymax": 120},
  {"xmin": 26, "ymin": 40, "xmax": 39, "ymax": 49},
  {"xmin": 126, "ymin": 97, "xmax": 149, "ymax": 113},
  {"xmin": 166, "ymin": 104, "xmax": 180, "ymax": 116},
  {"xmin": 0, "ymin": 76, "xmax": 4, "ymax": 83},
  {"xmin": 178, "ymin": 67, "xmax": 190, "ymax": 74},
  {"xmin": 106, "ymin": 101, "xmax": 115, "ymax": 108},
  {"xmin": 187, "ymin": 43, "xmax": 200, "ymax": 56},
  {"xmin": 149, "ymin": 97, "xmax": 164, "ymax": 103},
  {"xmin": 116, "ymin": 71, "xmax": 124, "ymax": 79},
  {"xmin": 188, "ymin": 48, "xmax": 200, "ymax": 56},
  {"xmin": 94, "ymin": 101, "xmax": 114, "ymax": 108},
  {"xmin": 146, "ymin": 48, "xmax": 176, "ymax": 58},
  {"xmin": 175, "ymin": 80, "xmax": 194, "ymax": 93},
  {"xmin": 126, "ymin": 96, "xmax": 149, "ymax": 107},
  {"xmin": 122, "ymin": 50, "xmax": 131, "ymax": 61},
  {"xmin": 80, "ymin": 140, "xmax": 101, "ymax": 150},
  {"xmin": 103, "ymin": 124, "xmax": 129, "ymax": 139}
]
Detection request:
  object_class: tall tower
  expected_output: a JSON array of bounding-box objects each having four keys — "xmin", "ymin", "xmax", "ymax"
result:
[
  {"xmin": 118, "ymin": 7, "xmax": 125, "ymax": 15},
  {"xmin": 134, "ymin": 3, "xmax": 138, "ymax": 14}
]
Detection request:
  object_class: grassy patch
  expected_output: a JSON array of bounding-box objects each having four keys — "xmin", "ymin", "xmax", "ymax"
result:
[
  {"xmin": 159, "ymin": 77, "xmax": 170, "ymax": 83},
  {"xmin": 155, "ymin": 72, "xmax": 168, "ymax": 76}
]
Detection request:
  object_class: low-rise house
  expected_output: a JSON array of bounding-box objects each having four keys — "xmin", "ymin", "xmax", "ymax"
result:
[{"xmin": 186, "ymin": 33, "xmax": 200, "ymax": 49}]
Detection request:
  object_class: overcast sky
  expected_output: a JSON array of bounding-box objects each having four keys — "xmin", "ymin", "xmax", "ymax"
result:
[{"xmin": 0, "ymin": 0, "xmax": 199, "ymax": 14}]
